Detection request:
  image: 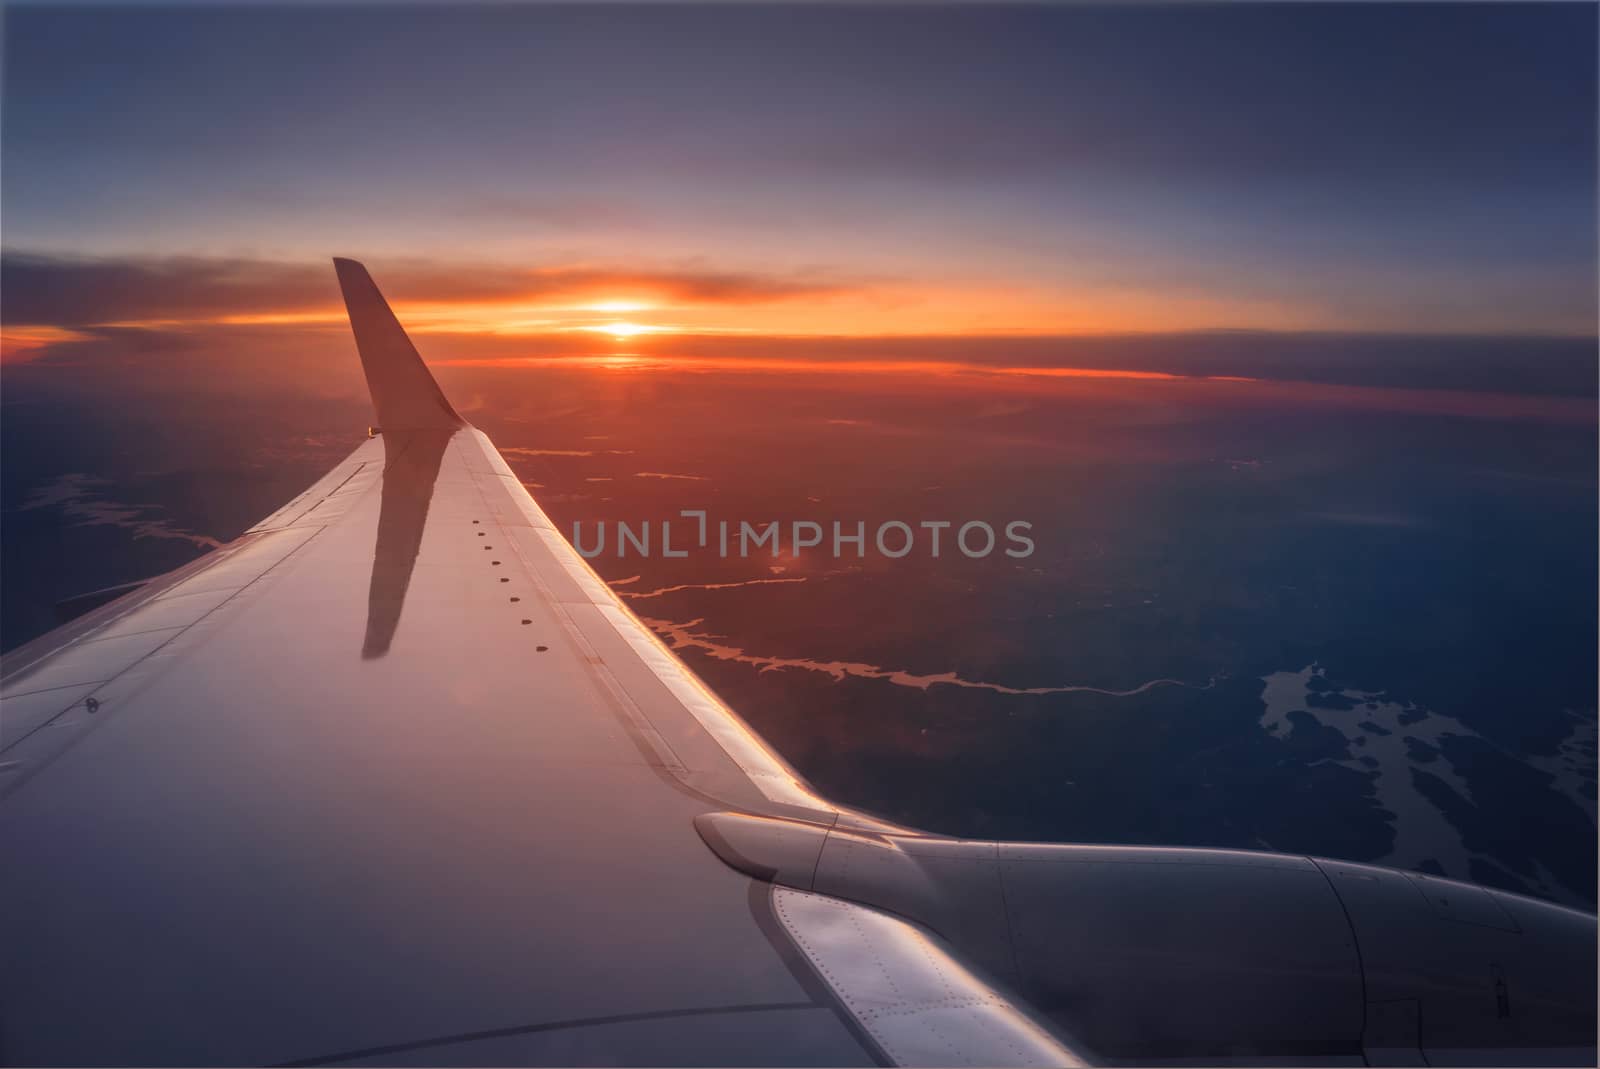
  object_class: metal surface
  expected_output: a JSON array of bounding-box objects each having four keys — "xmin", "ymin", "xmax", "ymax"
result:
[
  {"xmin": 999, "ymin": 845, "xmax": 1363, "ymax": 1062},
  {"xmin": 771, "ymin": 886, "xmax": 1090, "ymax": 1068},
  {"xmin": 334, "ymin": 257, "xmax": 462, "ymax": 432},
  {"xmin": 1314, "ymin": 859, "xmax": 1597, "ymax": 1066}
]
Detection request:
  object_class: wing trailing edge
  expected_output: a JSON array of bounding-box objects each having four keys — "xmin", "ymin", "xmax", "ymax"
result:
[{"xmin": 333, "ymin": 257, "xmax": 462, "ymax": 432}]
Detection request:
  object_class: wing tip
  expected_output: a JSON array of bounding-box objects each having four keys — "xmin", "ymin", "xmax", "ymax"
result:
[
  {"xmin": 333, "ymin": 257, "xmax": 463, "ymax": 431},
  {"xmin": 332, "ymin": 256, "xmax": 371, "ymax": 294}
]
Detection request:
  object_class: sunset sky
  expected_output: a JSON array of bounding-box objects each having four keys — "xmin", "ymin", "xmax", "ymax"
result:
[{"xmin": 2, "ymin": 2, "xmax": 1596, "ymax": 360}]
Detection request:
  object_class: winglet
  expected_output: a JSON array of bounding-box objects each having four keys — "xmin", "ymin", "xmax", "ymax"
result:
[{"xmin": 334, "ymin": 258, "xmax": 463, "ymax": 431}]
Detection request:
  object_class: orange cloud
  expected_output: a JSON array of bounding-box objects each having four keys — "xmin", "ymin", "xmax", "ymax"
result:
[
  {"xmin": 0, "ymin": 325, "xmax": 91, "ymax": 363},
  {"xmin": 0, "ymin": 250, "xmax": 1321, "ymax": 342},
  {"xmin": 0, "ymin": 253, "xmax": 866, "ymax": 329}
]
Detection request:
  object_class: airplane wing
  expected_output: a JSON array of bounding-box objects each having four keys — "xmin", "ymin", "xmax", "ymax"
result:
[{"xmin": 2, "ymin": 261, "xmax": 1592, "ymax": 1068}]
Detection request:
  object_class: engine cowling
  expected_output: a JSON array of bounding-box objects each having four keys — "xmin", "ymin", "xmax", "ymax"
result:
[{"xmin": 696, "ymin": 811, "xmax": 1597, "ymax": 1065}]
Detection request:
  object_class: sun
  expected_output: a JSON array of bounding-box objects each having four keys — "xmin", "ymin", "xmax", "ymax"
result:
[{"xmin": 581, "ymin": 321, "xmax": 662, "ymax": 339}]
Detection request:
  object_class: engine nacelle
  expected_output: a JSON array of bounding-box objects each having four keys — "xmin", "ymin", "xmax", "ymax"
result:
[{"xmin": 697, "ymin": 812, "xmax": 1597, "ymax": 1065}]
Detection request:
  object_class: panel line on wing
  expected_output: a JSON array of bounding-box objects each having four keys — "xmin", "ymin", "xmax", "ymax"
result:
[
  {"xmin": 456, "ymin": 430, "xmax": 904, "ymax": 830},
  {"xmin": 250, "ymin": 441, "xmax": 383, "ymax": 533},
  {"xmin": 770, "ymin": 886, "xmax": 1089, "ymax": 1068},
  {"xmin": 274, "ymin": 1002, "xmax": 822, "ymax": 1068},
  {"xmin": 463, "ymin": 458, "xmax": 693, "ymax": 779},
  {"xmin": 0, "ymin": 521, "xmax": 331, "ymax": 785}
]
